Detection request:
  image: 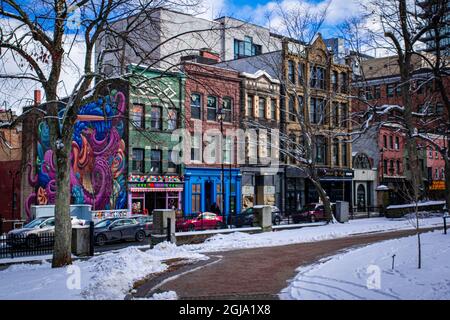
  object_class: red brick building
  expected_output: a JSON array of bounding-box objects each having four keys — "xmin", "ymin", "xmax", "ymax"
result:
[{"xmin": 181, "ymin": 60, "xmax": 243, "ymax": 216}]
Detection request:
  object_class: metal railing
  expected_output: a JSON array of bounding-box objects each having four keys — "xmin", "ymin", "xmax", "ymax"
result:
[{"xmin": 0, "ymin": 232, "xmax": 54, "ymax": 259}]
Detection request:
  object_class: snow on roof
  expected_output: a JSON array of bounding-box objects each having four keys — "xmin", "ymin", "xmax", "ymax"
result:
[
  {"xmin": 376, "ymin": 185, "xmax": 389, "ymax": 191},
  {"xmin": 240, "ymin": 70, "xmax": 280, "ymax": 84}
]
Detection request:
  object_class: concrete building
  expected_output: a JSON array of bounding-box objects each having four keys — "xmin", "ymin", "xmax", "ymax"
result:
[{"xmin": 96, "ymin": 9, "xmax": 282, "ymax": 76}]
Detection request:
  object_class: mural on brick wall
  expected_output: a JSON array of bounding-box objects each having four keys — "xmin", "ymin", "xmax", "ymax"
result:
[{"xmin": 25, "ymin": 89, "xmax": 127, "ymax": 219}]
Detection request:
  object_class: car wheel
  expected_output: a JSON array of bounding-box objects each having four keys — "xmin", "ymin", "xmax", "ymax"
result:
[
  {"xmin": 188, "ymin": 224, "xmax": 195, "ymax": 232},
  {"xmin": 273, "ymin": 216, "xmax": 281, "ymax": 225},
  {"xmin": 135, "ymin": 230, "xmax": 146, "ymax": 242},
  {"xmin": 26, "ymin": 235, "xmax": 39, "ymax": 249},
  {"xmin": 96, "ymin": 234, "xmax": 107, "ymax": 246},
  {"xmin": 310, "ymin": 215, "xmax": 316, "ymax": 223},
  {"xmin": 216, "ymin": 221, "xmax": 225, "ymax": 229}
]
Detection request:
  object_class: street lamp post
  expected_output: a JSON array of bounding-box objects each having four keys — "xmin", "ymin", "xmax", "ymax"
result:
[{"xmin": 217, "ymin": 108, "xmax": 226, "ymax": 226}]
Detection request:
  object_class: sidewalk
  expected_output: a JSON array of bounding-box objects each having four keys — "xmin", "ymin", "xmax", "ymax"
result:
[{"xmin": 137, "ymin": 227, "xmax": 442, "ymax": 300}]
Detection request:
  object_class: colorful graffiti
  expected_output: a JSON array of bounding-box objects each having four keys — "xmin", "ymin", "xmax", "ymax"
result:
[{"xmin": 25, "ymin": 90, "xmax": 127, "ymax": 219}]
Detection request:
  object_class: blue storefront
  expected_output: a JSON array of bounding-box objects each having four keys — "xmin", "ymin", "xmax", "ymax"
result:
[{"xmin": 183, "ymin": 167, "xmax": 242, "ymax": 216}]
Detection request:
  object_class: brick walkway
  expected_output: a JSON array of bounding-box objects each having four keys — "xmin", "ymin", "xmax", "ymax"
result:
[{"xmin": 137, "ymin": 227, "xmax": 441, "ymax": 300}]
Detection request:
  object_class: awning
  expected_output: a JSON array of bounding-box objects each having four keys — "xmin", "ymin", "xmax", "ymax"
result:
[{"xmin": 130, "ymin": 187, "xmax": 184, "ymax": 192}]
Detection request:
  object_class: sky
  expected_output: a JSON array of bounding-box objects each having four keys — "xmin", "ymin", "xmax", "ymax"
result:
[{"xmin": 0, "ymin": 0, "xmax": 370, "ymax": 113}]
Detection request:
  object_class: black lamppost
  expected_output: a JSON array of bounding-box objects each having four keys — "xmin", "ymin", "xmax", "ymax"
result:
[
  {"xmin": 217, "ymin": 108, "xmax": 226, "ymax": 225},
  {"xmin": 8, "ymin": 170, "xmax": 19, "ymax": 220}
]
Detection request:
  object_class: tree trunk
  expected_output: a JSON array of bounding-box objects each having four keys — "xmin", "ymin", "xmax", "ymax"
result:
[
  {"xmin": 51, "ymin": 146, "xmax": 73, "ymax": 268},
  {"xmin": 310, "ymin": 177, "xmax": 333, "ymax": 222}
]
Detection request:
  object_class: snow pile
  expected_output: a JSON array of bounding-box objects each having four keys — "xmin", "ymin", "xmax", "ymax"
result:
[
  {"xmin": 148, "ymin": 291, "xmax": 178, "ymax": 300},
  {"xmin": 280, "ymin": 231, "xmax": 450, "ymax": 300},
  {"xmin": 184, "ymin": 217, "xmax": 444, "ymax": 253},
  {"xmin": 81, "ymin": 247, "xmax": 168, "ymax": 300},
  {"xmin": 0, "ymin": 243, "xmax": 206, "ymax": 300}
]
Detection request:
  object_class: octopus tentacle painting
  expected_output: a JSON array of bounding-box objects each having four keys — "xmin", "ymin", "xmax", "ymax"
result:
[{"xmin": 25, "ymin": 90, "xmax": 127, "ymax": 219}]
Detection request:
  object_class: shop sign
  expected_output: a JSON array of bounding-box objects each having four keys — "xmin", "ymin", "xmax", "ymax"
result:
[
  {"xmin": 128, "ymin": 174, "xmax": 183, "ymax": 183},
  {"xmin": 430, "ymin": 180, "xmax": 446, "ymax": 191},
  {"xmin": 131, "ymin": 182, "xmax": 182, "ymax": 188}
]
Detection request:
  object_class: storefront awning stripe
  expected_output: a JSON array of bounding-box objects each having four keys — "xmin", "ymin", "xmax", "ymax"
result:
[{"xmin": 130, "ymin": 187, "xmax": 183, "ymax": 192}]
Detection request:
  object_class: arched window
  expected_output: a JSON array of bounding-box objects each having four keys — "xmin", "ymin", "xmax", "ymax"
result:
[{"xmin": 353, "ymin": 153, "xmax": 371, "ymax": 169}]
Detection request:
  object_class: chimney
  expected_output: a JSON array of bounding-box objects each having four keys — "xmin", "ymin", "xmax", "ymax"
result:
[
  {"xmin": 34, "ymin": 90, "xmax": 41, "ymax": 106},
  {"xmin": 199, "ymin": 48, "xmax": 220, "ymax": 63}
]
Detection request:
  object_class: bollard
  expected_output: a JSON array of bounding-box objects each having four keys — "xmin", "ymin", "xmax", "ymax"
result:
[
  {"xmin": 392, "ymin": 254, "xmax": 396, "ymax": 270},
  {"xmin": 167, "ymin": 217, "xmax": 171, "ymax": 242}
]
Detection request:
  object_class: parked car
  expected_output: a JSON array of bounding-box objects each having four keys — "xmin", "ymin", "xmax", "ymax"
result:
[
  {"xmin": 291, "ymin": 203, "xmax": 326, "ymax": 223},
  {"xmin": 133, "ymin": 214, "xmax": 153, "ymax": 236},
  {"xmin": 93, "ymin": 218, "xmax": 147, "ymax": 246},
  {"xmin": 227, "ymin": 206, "xmax": 283, "ymax": 227},
  {"xmin": 7, "ymin": 216, "xmax": 85, "ymax": 248},
  {"xmin": 176, "ymin": 212, "xmax": 224, "ymax": 232}
]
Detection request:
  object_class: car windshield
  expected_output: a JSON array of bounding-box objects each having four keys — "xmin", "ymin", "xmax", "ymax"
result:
[
  {"xmin": 23, "ymin": 218, "xmax": 48, "ymax": 228},
  {"xmin": 94, "ymin": 219, "xmax": 114, "ymax": 228}
]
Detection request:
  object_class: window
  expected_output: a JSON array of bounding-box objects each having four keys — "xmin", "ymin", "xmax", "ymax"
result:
[
  {"xmin": 168, "ymin": 149, "xmax": 178, "ymax": 172},
  {"xmin": 259, "ymin": 97, "xmax": 266, "ymax": 119},
  {"xmin": 288, "ymin": 60, "xmax": 295, "ymax": 84},
  {"xmin": 389, "ymin": 160, "xmax": 394, "ymax": 175},
  {"xmin": 234, "ymin": 36, "xmax": 262, "ymax": 59},
  {"xmin": 289, "ymin": 95, "xmax": 296, "ymax": 122},
  {"xmin": 224, "ymin": 136, "xmax": 232, "ymax": 164},
  {"xmin": 383, "ymin": 135, "xmax": 387, "ymax": 148},
  {"xmin": 310, "ymin": 98, "xmax": 324, "ymax": 124},
  {"xmin": 435, "ymin": 146, "xmax": 439, "ymax": 159},
  {"xmin": 436, "ymin": 103, "xmax": 444, "ymax": 114},
  {"xmin": 365, "ymin": 87, "xmax": 373, "ymax": 100},
  {"xmin": 132, "ymin": 148, "xmax": 144, "ymax": 173},
  {"xmin": 309, "ymin": 66, "xmax": 316, "ymax": 88},
  {"xmin": 271, "ymin": 99, "xmax": 277, "ymax": 120},
  {"xmin": 192, "ymin": 184, "xmax": 201, "ymax": 213},
  {"xmin": 191, "ymin": 135, "xmax": 201, "ymax": 162},
  {"xmin": 395, "ymin": 136, "xmax": 399, "ymax": 150},
  {"xmin": 316, "ymin": 136, "xmax": 327, "ymax": 165},
  {"xmin": 342, "ymin": 142, "xmax": 348, "ymax": 167},
  {"xmin": 331, "ymin": 71, "xmax": 338, "ymax": 92},
  {"xmin": 435, "ymin": 168, "xmax": 439, "ymax": 180},
  {"xmin": 247, "ymin": 95, "xmax": 254, "ymax": 117},
  {"xmin": 340, "ymin": 103, "xmax": 348, "ymax": 128},
  {"xmin": 383, "ymin": 159, "xmax": 388, "ymax": 175},
  {"xmin": 131, "ymin": 104, "xmax": 144, "ymax": 128},
  {"xmin": 267, "ymin": 132, "xmax": 272, "ymax": 160},
  {"xmin": 339, "ymin": 72, "xmax": 347, "ymax": 93},
  {"xmin": 190, "ymin": 93, "xmax": 202, "ymax": 120},
  {"xmin": 374, "ymin": 85, "xmax": 381, "ymax": 99},
  {"xmin": 332, "ymin": 102, "xmax": 339, "ymax": 127},
  {"xmin": 167, "ymin": 109, "xmax": 177, "ymax": 130},
  {"xmin": 222, "ymin": 97, "xmax": 232, "ymax": 123},
  {"xmin": 150, "ymin": 150, "xmax": 161, "ymax": 173},
  {"xmin": 298, "ymin": 63, "xmax": 305, "ymax": 85},
  {"xmin": 310, "ymin": 66, "xmax": 325, "ymax": 89},
  {"xmin": 396, "ymin": 160, "xmax": 401, "ymax": 175},
  {"xmin": 297, "ymin": 96, "xmax": 304, "ymax": 118},
  {"xmin": 389, "ymin": 136, "xmax": 394, "ymax": 149},
  {"xmin": 387, "ymin": 84, "xmax": 394, "ymax": 97},
  {"xmin": 395, "ymin": 83, "xmax": 402, "ymax": 96},
  {"xmin": 207, "ymin": 96, "xmax": 217, "ymax": 121},
  {"xmin": 442, "ymin": 168, "xmax": 445, "ymax": 180},
  {"xmin": 333, "ymin": 139, "xmax": 339, "ymax": 166},
  {"xmin": 150, "ymin": 106, "xmax": 161, "ymax": 129}
]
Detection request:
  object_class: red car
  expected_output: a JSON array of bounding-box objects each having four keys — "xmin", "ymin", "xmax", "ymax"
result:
[
  {"xmin": 176, "ymin": 212, "xmax": 224, "ymax": 232},
  {"xmin": 291, "ymin": 203, "xmax": 326, "ymax": 223}
]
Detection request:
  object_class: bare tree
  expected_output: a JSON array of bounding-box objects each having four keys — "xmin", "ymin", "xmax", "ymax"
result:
[{"xmin": 0, "ymin": 0, "xmax": 238, "ymax": 267}]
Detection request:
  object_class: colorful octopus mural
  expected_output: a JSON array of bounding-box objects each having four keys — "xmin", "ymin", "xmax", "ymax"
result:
[{"xmin": 25, "ymin": 89, "xmax": 127, "ymax": 219}]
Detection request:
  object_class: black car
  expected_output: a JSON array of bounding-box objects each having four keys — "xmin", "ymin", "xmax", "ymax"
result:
[
  {"xmin": 94, "ymin": 218, "xmax": 147, "ymax": 246},
  {"xmin": 227, "ymin": 206, "xmax": 283, "ymax": 227},
  {"xmin": 132, "ymin": 215, "xmax": 153, "ymax": 236}
]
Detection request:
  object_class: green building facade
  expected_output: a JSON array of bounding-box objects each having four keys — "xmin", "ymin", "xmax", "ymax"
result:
[{"xmin": 127, "ymin": 66, "xmax": 185, "ymax": 214}]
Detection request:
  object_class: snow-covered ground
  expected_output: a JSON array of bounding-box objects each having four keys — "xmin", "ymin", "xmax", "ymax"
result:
[
  {"xmin": 280, "ymin": 231, "xmax": 450, "ymax": 300},
  {"xmin": 0, "ymin": 215, "xmax": 444, "ymax": 300},
  {"xmin": 183, "ymin": 216, "xmax": 444, "ymax": 253},
  {"xmin": 0, "ymin": 242, "xmax": 206, "ymax": 300}
]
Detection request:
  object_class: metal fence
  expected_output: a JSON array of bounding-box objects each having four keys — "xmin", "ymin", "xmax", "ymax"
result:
[{"xmin": 0, "ymin": 233, "xmax": 54, "ymax": 259}]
